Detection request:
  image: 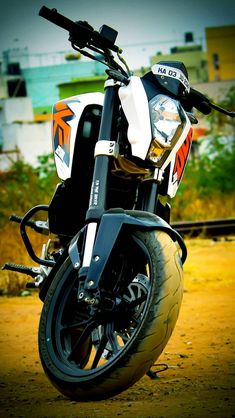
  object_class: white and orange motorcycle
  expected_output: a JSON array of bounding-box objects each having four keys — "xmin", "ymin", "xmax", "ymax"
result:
[{"xmin": 4, "ymin": 6, "xmax": 234, "ymax": 401}]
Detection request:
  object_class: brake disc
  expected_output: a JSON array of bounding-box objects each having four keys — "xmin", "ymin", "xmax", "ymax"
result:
[{"xmin": 92, "ymin": 273, "xmax": 150, "ymax": 359}]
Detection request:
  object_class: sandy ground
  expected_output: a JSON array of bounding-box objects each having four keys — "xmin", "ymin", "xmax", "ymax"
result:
[{"xmin": 0, "ymin": 238, "xmax": 235, "ymax": 418}]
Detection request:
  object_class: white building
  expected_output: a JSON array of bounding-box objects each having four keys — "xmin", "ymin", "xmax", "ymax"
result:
[{"xmin": 0, "ymin": 97, "xmax": 52, "ymax": 171}]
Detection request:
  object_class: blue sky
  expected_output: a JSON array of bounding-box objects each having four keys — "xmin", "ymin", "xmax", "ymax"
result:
[{"xmin": 0, "ymin": 0, "xmax": 235, "ymax": 68}]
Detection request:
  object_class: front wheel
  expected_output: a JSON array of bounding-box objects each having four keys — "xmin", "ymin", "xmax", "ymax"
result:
[{"xmin": 38, "ymin": 229, "xmax": 184, "ymax": 400}]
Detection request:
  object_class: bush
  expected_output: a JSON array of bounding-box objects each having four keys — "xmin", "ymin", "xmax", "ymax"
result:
[
  {"xmin": 0, "ymin": 155, "xmax": 58, "ymax": 228},
  {"xmin": 171, "ymin": 87, "xmax": 235, "ymax": 220}
]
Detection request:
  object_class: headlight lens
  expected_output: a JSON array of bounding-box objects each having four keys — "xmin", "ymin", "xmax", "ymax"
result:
[{"xmin": 147, "ymin": 94, "xmax": 186, "ymax": 166}]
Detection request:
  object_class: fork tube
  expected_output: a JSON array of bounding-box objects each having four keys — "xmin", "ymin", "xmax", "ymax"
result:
[
  {"xmin": 138, "ymin": 180, "xmax": 159, "ymax": 214},
  {"xmin": 86, "ymin": 83, "xmax": 119, "ymax": 222},
  {"xmin": 81, "ymin": 83, "xmax": 119, "ymax": 269}
]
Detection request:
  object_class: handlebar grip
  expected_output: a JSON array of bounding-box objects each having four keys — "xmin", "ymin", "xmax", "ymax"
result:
[
  {"xmin": 39, "ymin": 6, "xmax": 93, "ymax": 48},
  {"xmin": 39, "ymin": 6, "xmax": 77, "ymax": 32},
  {"xmin": 39, "ymin": 6, "xmax": 120, "ymax": 53}
]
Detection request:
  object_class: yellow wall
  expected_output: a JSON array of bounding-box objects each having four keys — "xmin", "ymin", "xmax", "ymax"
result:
[{"xmin": 206, "ymin": 25, "xmax": 235, "ymax": 81}]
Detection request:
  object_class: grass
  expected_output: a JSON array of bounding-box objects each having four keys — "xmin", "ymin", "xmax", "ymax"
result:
[{"xmin": 171, "ymin": 191, "xmax": 235, "ymax": 222}]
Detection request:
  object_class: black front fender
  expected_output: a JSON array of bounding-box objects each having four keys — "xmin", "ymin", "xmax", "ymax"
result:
[{"xmin": 81, "ymin": 209, "xmax": 187, "ymax": 292}]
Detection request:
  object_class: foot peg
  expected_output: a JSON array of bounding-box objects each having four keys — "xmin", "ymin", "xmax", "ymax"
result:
[
  {"xmin": 10, "ymin": 214, "xmax": 49, "ymax": 235},
  {"xmin": 2, "ymin": 262, "xmax": 39, "ymax": 278}
]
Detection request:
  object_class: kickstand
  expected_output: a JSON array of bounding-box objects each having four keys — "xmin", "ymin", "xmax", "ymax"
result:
[{"xmin": 146, "ymin": 363, "xmax": 169, "ymax": 380}]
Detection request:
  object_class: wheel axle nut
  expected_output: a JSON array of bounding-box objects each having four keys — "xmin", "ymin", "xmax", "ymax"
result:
[
  {"xmin": 88, "ymin": 280, "xmax": 94, "ymax": 287},
  {"xmin": 85, "ymin": 297, "xmax": 98, "ymax": 305}
]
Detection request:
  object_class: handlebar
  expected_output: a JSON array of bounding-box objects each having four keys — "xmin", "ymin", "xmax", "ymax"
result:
[
  {"xmin": 39, "ymin": 6, "xmax": 120, "ymax": 52},
  {"xmin": 39, "ymin": 6, "xmax": 235, "ymax": 118}
]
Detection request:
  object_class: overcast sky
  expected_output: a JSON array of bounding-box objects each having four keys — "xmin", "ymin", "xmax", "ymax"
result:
[{"xmin": 0, "ymin": 0, "xmax": 234, "ymax": 68}]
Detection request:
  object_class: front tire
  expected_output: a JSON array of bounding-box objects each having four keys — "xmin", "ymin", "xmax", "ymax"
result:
[{"xmin": 38, "ymin": 230, "xmax": 183, "ymax": 400}]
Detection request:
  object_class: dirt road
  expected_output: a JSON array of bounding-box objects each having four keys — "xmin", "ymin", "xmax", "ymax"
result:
[{"xmin": 0, "ymin": 238, "xmax": 235, "ymax": 418}]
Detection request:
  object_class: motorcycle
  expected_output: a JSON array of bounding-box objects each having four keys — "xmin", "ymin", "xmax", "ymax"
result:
[{"xmin": 3, "ymin": 6, "xmax": 235, "ymax": 401}]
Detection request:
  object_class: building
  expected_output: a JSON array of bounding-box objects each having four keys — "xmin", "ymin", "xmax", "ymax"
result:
[
  {"xmin": 22, "ymin": 59, "xmax": 106, "ymax": 115},
  {"xmin": 206, "ymin": 25, "xmax": 235, "ymax": 81},
  {"xmin": 1, "ymin": 48, "xmax": 106, "ymax": 115},
  {"xmin": 58, "ymin": 75, "xmax": 106, "ymax": 100},
  {"xmin": 1, "ymin": 24, "xmax": 234, "ymax": 170},
  {"xmin": 0, "ymin": 47, "xmax": 29, "ymax": 100},
  {"xmin": 149, "ymin": 25, "xmax": 235, "ymax": 143},
  {"xmin": 150, "ymin": 25, "xmax": 235, "ymax": 86},
  {"xmin": 0, "ymin": 50, "xmax": 107, "ymax": 170},
  {"xmin": 0, "ymin": 97, "xmax": 51, "ymax": 170}
]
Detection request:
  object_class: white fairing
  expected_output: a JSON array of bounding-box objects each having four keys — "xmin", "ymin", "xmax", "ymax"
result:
[
  {"xmin": 53, "ymin": 92, "xmax": 104, "ymax": 180},
  {"xmin": 118, "ymin": 76, "xmax": 152, "ymax": 160}
]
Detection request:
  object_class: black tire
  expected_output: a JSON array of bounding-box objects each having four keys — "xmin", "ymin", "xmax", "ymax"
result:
[{"xmin": 38, "ymin": 230, "xmax": 183, "ymax": 401}]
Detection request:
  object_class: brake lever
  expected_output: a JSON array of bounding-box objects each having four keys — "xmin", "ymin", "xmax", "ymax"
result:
[{"xmin": 209, "ymin": 102, "xmax": 235, "ymax": 117}]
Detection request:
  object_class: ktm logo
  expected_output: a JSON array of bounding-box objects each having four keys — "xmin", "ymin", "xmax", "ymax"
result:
[
  {"xmin": 53, "ymin": 101, "xmax": 75, "ymax": 165},
  {"xmin": 173, "ymin": 128, "xmax": 193, "ymax": 182}
]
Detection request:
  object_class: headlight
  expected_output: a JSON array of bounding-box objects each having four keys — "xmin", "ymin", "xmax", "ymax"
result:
[{"xmin": 147, "ymin": 94, "xmax": 186, "ymax": 166}]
